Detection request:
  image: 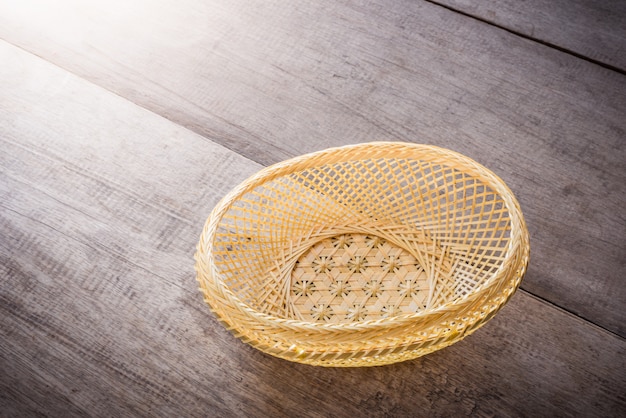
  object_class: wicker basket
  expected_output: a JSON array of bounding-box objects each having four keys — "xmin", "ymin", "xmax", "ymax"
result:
[{"xmin": 195, "ymin": 142, "xmax": 529, "ymax": 367}]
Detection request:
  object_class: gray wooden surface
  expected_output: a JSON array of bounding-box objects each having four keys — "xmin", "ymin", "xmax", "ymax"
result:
[
  {"xmin": 433, "ymin": 0, "xmax": 626, "ymax": 72},
  {"xmin": 1, "ymin": 1, "xmax": 625, "ymax": 416},
  {"xmin": 1, "ymin": 0, "xmax": 624, "ymax": 337}
]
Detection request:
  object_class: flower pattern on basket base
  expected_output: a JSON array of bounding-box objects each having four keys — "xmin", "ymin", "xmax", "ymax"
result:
[{"xmin": 291, "ymin": 234, "xmax": 430, "ymax": 323}]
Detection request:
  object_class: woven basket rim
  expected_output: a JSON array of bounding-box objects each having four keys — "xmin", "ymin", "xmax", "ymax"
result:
[{"xmin": 196, "ymin": 141, "xmax": 529, "ymax": 333}]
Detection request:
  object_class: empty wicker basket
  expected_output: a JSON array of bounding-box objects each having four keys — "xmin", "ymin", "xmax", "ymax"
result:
[{"xmin": 195, "ymin": 142, "xmax": 529, "ymax": 367}]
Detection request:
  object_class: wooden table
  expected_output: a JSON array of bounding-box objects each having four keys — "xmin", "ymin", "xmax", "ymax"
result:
[{"xmin": 1, "ymin": 1, "xmax": 624, "ymax": 416}]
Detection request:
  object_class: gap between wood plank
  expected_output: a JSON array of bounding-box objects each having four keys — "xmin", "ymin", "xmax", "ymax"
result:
[
  {"xmin": 0, "ymin": 39, "xmax": 278, "ymax": 169},
  {"xmin": 522, "ymin": 289, "xmax": 625, "ymax": 341},
  {"xmin": 424, "ymin": 0, "xmax": 626, "ymax": 76}
]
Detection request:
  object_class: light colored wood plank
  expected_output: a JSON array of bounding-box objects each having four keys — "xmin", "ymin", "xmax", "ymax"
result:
[
  {"xmin": 431, "ymin": 0, "xmax": 626, "ymax": 72},
  {"xmin": 1, "ymin": 40, "xmax": 625, "ymax": 417},
  {"xmin": 1, "ymin": 0, "xmax": 624, "ymax": 336}
]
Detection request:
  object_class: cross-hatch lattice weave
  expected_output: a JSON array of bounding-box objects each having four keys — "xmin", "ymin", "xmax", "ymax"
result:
[{"xmin": 195, "ymin": 142, "xmax": 529, "ymax": 367}]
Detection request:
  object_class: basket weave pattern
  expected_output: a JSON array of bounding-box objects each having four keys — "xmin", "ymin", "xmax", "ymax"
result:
[{"xmin": 195, "ymin": 143, "xmax": 529, "ymax": 366}]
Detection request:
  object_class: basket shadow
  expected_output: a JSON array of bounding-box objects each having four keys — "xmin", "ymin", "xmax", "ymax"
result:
[{"xmin": 227, "ymin": 328, "xmax": 506, "ymax": 417}]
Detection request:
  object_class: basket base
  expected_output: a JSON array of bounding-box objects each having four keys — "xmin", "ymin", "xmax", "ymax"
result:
[{"xmin": 289, "ymin": 233, "xmax": 432, "ymax": 323}]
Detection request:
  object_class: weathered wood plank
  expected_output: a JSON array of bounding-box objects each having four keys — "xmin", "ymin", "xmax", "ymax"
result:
[
  {"xmin": 431, "ymin": 0, "xmax": 626, "ymax": 72},
  {"xmin": 1, "ymin": 0, "xmax": 624, "ymax": 335},
  {"xmin": 1, "ymin": 40, "xmax": 625, "ymax": 417}
]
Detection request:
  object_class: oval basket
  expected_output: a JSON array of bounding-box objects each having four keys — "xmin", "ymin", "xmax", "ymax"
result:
[{"xmin": 195, "ymin": 142, "xmax": 529, "ymax": 367}]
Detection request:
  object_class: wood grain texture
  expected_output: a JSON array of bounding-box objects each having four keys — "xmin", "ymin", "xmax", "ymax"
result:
[
  {"xmin": 0, "ymin": 0, "xmax": 624, "ymax": 336},
  {"xmin": 431, "ymin": 0, "xmax": 626, "ymax": 72},
  {"xmin": 1, "ymin": 40, "xmax": 625, "ymax": 418}
]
